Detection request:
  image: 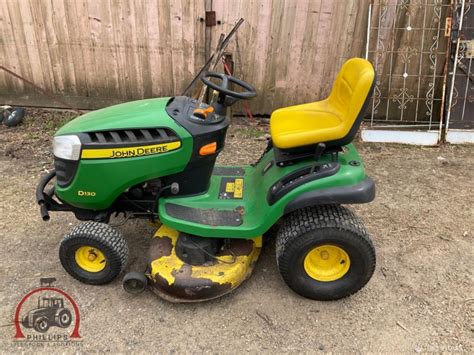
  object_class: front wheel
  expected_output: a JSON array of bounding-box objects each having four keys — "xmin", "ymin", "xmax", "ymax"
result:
[
  {"xmin": 276, "ymin": 205, "xmax": 376, "ymax": 300},
  {"xmin": 33, "ymin": 317, "xmax": 50, "ymax": 333},
  {"xmin": 59, "ymin": 222, "xmax": 128, "ymax": 285}
]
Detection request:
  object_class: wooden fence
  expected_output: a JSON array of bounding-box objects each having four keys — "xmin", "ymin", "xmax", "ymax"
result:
[
  {"xmin": 0, "ymin": 0, "xmax": 370, "ymax": 114},
  {"xmin": 0, "ymin": 0, "xmax": 445, "ymax": 117},
  {"xmin": 0, "ymin": 0, "xmax": 206, "ymax": 109}
]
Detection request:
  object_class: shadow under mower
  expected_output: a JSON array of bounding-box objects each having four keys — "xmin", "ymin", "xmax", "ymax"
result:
[{"xmin": 37, "ymin": 58, "xmax": 376, "ymax": 302}]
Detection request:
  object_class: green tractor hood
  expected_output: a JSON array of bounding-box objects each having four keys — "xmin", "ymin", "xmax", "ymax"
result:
[
  {"xmin": 53, "ymin": 97, "xmax": 194, "ymax": 210},
  {"xmin": 56, "ymin": 97, "xmax": 174, "ymax": 135}
]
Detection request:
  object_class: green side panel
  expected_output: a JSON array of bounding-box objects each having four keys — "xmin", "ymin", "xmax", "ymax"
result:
[
  {"xmin": 54, "ymin": 98, "xmax": 193, "ymax": 210},
  {"xmin": 56, "ymin": 98, "xmax": 173, "ymax": 135},
  {"xmin": 159, "ymin": 144, "xmax": 367, "ymax": 238}
]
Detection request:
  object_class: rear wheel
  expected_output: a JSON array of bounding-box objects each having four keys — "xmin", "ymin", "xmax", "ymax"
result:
[
  {"xmin": 56, "ymin": 309, "xmax": 72, "ymax": 328},
  {"xmin": 276, "ymin": 205, "xmax": 375, "ymax": 300},
  {"xmin": 59, "ymin": 222, "xmax": 128, "ymax": 285}
]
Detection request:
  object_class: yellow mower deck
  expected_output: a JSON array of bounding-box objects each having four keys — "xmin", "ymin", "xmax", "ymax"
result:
[{"xmin": 147, "ymin": 225, "xmax": 262, "ymax": 302}]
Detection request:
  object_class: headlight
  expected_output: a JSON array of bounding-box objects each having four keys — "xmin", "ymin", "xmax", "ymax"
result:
[{"xmin": 53, "ymin": 135, "xmax": 82, "ymax": 160}]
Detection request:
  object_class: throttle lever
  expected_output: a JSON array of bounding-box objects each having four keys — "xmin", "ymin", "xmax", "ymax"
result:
[{"xmin": 193, "ymin": 105, "xmax": 215, "ymax": 119}]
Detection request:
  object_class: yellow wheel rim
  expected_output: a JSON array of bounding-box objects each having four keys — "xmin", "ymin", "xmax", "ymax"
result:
[
  {"xmin": 75, "ymin": 246, "xmax": 106, "ymax": 272},
  {"xmin": 304, "ymin": 245, "xmax": 350, "ymax": 282}
]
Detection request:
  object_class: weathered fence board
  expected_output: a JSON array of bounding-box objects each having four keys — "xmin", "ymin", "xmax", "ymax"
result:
[
  {"xmin": 0, "ymin": 0, "xmax": 369, "ymax": 113},
  {"xmin": 0, "ymin": 0, "xmax": 446, "ymax": 118},
  {"xmin": 0, "ymin": 0, "xmax": 206, "ymax": 109}
]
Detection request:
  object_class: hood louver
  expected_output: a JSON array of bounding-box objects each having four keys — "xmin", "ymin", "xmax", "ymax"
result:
[{"xmin": 80, "ymin": 128, "xmax": 179, "ymax": 147}]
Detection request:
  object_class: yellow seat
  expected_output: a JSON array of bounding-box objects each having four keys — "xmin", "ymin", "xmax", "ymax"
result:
[{"xmin": 270, "ymin": 58, "xmax": 375, "ymax": 149}]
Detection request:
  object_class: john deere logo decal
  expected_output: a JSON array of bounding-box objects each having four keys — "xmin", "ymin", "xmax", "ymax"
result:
[
  {"xmin": 13, "ymin": 278, "xmax": 82, "ymax": 345},
  {"xmin": 81, "ymin": 141, "xmax": 181, "ymax": 159}
]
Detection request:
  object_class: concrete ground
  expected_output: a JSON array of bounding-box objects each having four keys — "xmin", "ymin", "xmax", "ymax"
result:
[{"xmin": 0, "ymin": 112, "xmax": 472, "ymax": 353}]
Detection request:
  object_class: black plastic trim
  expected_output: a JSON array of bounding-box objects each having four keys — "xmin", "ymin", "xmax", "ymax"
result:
[
  {"xmin": 164, "ymin": 96, "xmax": 230, "ymax": 196},
  {"xmin": 283, "ymin": 176, "xmax": 376, "ymax": 214},
  {"xmin": 274, "ymin": 146, "xmax": 341, "ymax": 167},
  {"xmin": 267, "ymin": 162, "xmax": 340, "ymax": 205},
  {"xmin": 166, "ymin": 96, "xmax": 230, "ymax": 134},
  {"xmin": 54, "ymin": 158, "xmax": 78, "ymax": 187}
]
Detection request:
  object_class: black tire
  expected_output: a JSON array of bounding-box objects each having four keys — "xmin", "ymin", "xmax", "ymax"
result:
[
  {"xmin": 56, "ymin": 309, "xmax": 72, "ymax": 328},
  {"xmin": 276, "ymin": 205, "xmax": 376, "ymax": 300},
  {"xmin": 59, "ymin": 222, "xmax": 128, "ymax": 285},
  {"xmin": 122, "ymin": 271, "xmax": 148, "ymax": 295},
  {"xmin": 2, "ymin": 107, "xmax": 25, "ymax": 127},
  {"xmin": 33, "ymin": 317, "xmax": 50, "ymax": 333}
]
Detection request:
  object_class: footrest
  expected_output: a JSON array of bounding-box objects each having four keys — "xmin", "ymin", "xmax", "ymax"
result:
[{"xmin": 165, "ymin": 203, "xmax": 244, "ymax": 227}]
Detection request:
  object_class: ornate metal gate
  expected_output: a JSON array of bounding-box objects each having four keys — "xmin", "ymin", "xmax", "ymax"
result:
[
  {"xmin": 364, "ymin": 0, "xmax": 451, "ymax": 145},
  {"xmin": 445, "ymin": 0, "xmax": 474, "ymax": 143}
]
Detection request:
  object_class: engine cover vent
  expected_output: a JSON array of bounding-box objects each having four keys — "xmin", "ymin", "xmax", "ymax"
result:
[{"xmin": 80, "ymin": 128, "xmax": 179, "ymax": 147}]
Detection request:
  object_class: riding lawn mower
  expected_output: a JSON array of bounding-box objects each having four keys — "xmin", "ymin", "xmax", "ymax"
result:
[{"xmin": 36, "ymin": 54, "xmax": 376, "ymax": 302}]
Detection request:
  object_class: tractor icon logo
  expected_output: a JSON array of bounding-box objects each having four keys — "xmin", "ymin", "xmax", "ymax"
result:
[
  {"xmin": 21, "ymin": 296, "xmax": 72, "ymax": 333},
  {"xmin": 13, "ymin": 278, "xmax": 81, "ymax": 341}
]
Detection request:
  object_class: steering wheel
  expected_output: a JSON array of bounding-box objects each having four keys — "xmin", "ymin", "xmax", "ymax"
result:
[{"xmin": 201, "ymin": 72, "xmax": 256, "ymax": 100}]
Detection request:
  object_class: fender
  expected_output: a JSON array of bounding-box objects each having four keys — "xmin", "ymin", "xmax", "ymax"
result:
[{"xmin": 283, "ymin": 176, "xmax": 376, "ymax": 214}]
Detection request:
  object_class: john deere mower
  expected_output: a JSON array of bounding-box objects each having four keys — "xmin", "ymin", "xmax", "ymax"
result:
[{"xmin": 36, "ymin": 57, "xmax": 376, "ymax": 302}]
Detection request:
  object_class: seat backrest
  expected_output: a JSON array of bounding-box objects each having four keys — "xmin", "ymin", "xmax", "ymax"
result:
[{"xmin": 326, "ymin": 58, "xmax": 375, "ymax": 146}]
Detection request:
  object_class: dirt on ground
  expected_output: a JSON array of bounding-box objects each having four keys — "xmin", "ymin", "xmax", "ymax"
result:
[{"xmin": 0, "ymin": 109, "xmax": 472, "ymax": 353}]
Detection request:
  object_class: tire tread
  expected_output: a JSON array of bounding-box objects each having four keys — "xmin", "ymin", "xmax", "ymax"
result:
[
  {"xmin": 60, "ymin": 222, "xmax": 128, "ymax": 284},
  {"xmin": 276, "ymin": 205, "xmax": 375, "ymax": 300}
]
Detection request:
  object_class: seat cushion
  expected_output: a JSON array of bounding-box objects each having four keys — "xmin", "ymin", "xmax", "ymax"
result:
[
  {"xmin": 269, "ymin": 58, "xmax": 375, "ymax": 150},
  {"xmin": 270, "ymin": 100, "xmax": 345, "ymax": 149}
]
